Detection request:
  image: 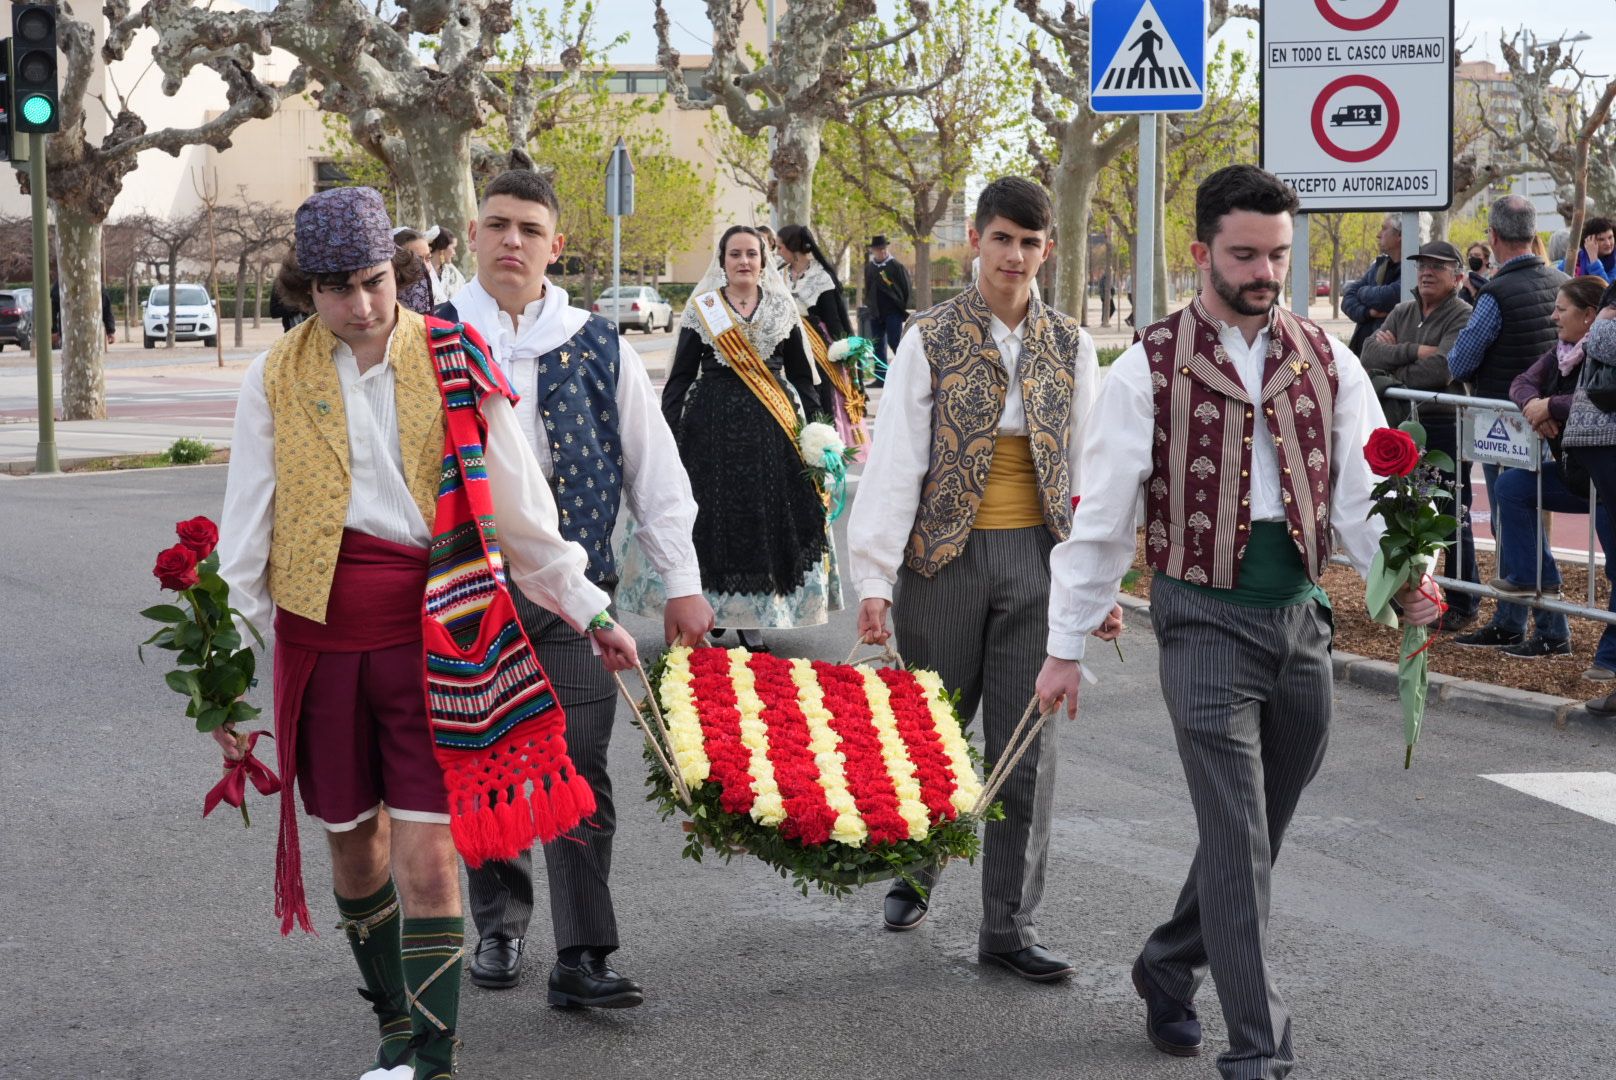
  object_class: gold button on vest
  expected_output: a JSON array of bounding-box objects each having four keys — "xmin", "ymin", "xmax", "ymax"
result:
[{"xmin": 261, "ymin": 309, "xmax": 444, "ymax": 623}]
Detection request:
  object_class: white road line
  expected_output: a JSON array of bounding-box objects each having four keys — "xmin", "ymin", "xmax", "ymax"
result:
[{"xmin": 1481, "ymin": 772, "xmax": 1616, "ymax": 825}]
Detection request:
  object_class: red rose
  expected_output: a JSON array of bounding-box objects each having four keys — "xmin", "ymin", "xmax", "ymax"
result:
[
  {"xmin": 1364, "ymin": 427, "xmax": 1421, "ymax": 477},
  {"xmin": 153, "ymin": 543, "xmax": 201, "ymax": 591},
  {"xmin": 175, "ymin": 516, "xmax": 219, "ymax": 557}
]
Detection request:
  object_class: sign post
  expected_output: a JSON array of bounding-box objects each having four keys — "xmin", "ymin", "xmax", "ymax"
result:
[
  {"xmin": 604, "ymin": 137, "xmax": 635, "ymax": 324},
  {"xmin": 1090, "ymin": 0, "xmax": 1206, "ymax": 326}
]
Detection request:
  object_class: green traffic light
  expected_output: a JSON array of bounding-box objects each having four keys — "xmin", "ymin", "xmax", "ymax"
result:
[{"xmin": 20, "ymin": 94, "xmax": 51, "ymax": 127}]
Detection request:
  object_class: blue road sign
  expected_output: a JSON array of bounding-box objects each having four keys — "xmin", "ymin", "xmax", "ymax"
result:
[{"xmin": 1090, "ymin": 0, "xmax": 1207, "ymax": 114}]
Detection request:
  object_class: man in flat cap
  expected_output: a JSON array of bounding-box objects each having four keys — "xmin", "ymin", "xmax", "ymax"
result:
[{"xmin": 214, "ymin": 185, "xmax": 638, "ymax": 1080}]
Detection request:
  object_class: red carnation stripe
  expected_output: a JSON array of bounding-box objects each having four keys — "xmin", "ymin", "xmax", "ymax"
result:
[
  {"xmin": 686, "ymin": 648, "xmax": 756, "ymax": 816},
  {"xmin": 877, "ymin": 668, "xmax": 958, "ymax": 823},
  {"xmin": 747, "ymin": 653, "xmax": 837, "ymax": 844},
  {"xmin": 811, "ymin": 661, "xmax": 909, "ymax": 844}
]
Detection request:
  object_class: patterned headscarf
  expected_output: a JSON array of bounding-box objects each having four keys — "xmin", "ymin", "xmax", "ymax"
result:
[{"xmin": 294, "ymin": 187, "xmax": 396, "ymax": 274}]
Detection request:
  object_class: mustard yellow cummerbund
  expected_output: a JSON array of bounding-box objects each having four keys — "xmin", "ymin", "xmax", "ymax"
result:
[{"xmin": 974, "ymin": 435, "xmax": 1045, "ymax": 530}]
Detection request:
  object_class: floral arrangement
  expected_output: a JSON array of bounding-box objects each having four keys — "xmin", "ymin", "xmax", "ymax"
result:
[
  {"xmin": 797, "ymin": 419, "xmax": 859, "ymax": 520},
  {"xmin": 828, "ymin": 335, "xmax": 877, "ymax": 382},
  {"xmin": 641, "ymin": 646, "xmax": 997, "ymax": 897},
  {"xmin": 1363, "ymin": 422, "xmax": 1455, "ymax": 768},
  {"xmin": 141, "ymin": 515, "xmax": 280, "ymax": 823}
]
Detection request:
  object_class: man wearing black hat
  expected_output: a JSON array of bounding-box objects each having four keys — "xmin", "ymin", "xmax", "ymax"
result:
[
  {"xmin": 1361, "ymin": 239, "xmax": 1480, "ymax": 629},
  {"xmin": 863, "ymin": 235, "xmax": 912, "ymax": 385}
]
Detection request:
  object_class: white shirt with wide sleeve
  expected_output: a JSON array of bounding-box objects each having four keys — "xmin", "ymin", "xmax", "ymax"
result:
[
  {"xmin": 847, "ymin": 316, "xmax": 1101, "ymax": 602},
  {"xmin": 1045, "ymin": 318, "xmax": 1387, "ymax": 662},
  {"xmin": 454, "ymin": 278, "xmax": 703, "ymax": 599},
  {"xmin": 217, "ymin": 329, "xmax": 609, "ymax": 637}
]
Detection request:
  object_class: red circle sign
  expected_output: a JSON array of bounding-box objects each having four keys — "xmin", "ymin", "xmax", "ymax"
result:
[
  {"xmin": 1315, "ymin": 0, "xmax": 1399, "ymax": 32},
  {"xmin": 1310, "ymin": 74, "xmax": 1400, "ymax": 163}
]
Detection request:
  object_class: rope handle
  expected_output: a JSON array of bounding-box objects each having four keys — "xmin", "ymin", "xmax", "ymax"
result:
[
  {"xmin": 843, "ymin": 640, "xmax": 905, "ymax": 669},
  {"xmin": 971, "ymin": 695, "xmax": 1057, "ymax": 818},
  {"xmin": 613, "ymin": 661, "xmax": 693, "ymax": 808}
]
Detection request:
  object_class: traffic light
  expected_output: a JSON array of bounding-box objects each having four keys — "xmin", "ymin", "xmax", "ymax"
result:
[{"xmin": 10, "ymin": 3, "xmax": 57, "ymax": 135}]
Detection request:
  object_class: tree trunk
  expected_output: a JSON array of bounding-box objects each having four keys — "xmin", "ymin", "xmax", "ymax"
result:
[
  {"xmin": 254, "ymin": 263, "xmax": 265, "ymax": 329},
  {"xmin": 234, "ymin": 253, "xmax": 249, "ymax": 348},
  {"xmin": 913, "ymin": 236, "xmax": 933, "ymax": 312},
  {"xmin": 1050, "ymin": 153, "xmax": 1100, "ymax": 323},
  {"xmin": 125, "ymin": 263, "xmax": 137, "ymax": 341},
  {"xmin": 56, "ymin": 205, "xmax": 107, "ymax": 420},
  {"xmin": 396, "ymin": 116, "xmax": 475, "ymax": 247},
  {"xmin": 165, "ymin": 254, "xmax": 179, "ymax": 347},
  {"xmin": 771, "ymin": 114, "xmax": 824, "ymax": 227}
]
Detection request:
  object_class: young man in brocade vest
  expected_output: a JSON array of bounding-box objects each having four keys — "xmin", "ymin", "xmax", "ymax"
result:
[
  {"xmin": 1036, "ymin": 165, "xmax": 1442, "ymax": 1080},
  {"xmin": 849, "ymin": 176, "xmax": 1121, "ymax": 982},
  {"xmin": 437, "ymin": 169, "xmax": 714, "ymax": 1008},
  {"xmin": 214, "ymin": 186, "xmax": 638, "ymax": 1080}
]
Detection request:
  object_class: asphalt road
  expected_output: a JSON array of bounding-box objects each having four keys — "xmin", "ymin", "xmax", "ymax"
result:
[{"xmin": 6, "ymin": 467, "xmax": 1616, "ymax": 1079}]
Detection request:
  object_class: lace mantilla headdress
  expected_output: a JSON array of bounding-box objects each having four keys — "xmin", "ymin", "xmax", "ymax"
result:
[{"xmin": 680, "ymin": 240, "xmax": 800, "ymax": 359}]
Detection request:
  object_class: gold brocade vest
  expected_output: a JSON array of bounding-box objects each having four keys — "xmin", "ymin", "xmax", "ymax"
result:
[
  {"xmin": 262, "ymin": 308, "xmax": 446, "ymax": 623},
  {"xmin": 904, "ymin": 287, "xmax": 1081, "ymax": 577}
]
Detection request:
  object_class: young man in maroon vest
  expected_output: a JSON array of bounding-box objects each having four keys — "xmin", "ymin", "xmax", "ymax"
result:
[
  {"xmin": 849, "ymin": 176, "xmax": 1120, "ymax": 981},
  {"xmin": 1037, "ymin": 165, "xmax": 1441, "ymax": 1079}
]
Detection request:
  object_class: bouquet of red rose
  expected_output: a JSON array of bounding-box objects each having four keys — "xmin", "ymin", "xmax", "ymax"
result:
[
  {"xmin": 1363, "ymin": 423, "xmax": 1455, "ymax": 768},
  {"xmin": 141, "ymin": 516, "xmax": 279, "ymax": 823}
]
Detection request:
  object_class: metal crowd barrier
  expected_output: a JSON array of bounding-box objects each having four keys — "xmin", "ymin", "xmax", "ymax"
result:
[{"xmin": 1377, "ymin": 387, "xmax": 1616, "ymax": 628}]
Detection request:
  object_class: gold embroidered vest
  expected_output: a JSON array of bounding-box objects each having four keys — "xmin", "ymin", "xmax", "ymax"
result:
[
  {"xmin": 262, "ymin": 308, "xmax": 445, "ymax": 623},
  {"xmin": 904, "ymin": 287, "xmax": 1082, "ymax": 577}
]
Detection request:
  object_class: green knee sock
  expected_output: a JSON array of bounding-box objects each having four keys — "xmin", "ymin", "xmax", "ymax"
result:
[
  {"xmin": 401, "ymin": 916, "xmax": 464, "ymax": 1080},
  {"xmin": 335, "ymin": 880, "xmax": 412, "ymax": 1071}
]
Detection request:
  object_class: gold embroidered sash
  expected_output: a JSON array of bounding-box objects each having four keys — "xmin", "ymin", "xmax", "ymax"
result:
[
  {"xmin": 691, "ymin": 290, "xmax": 802, "ymax": 452},
  {"xmin": 799, "ymin": 319, "xmax": 868, "ymax": 438}
]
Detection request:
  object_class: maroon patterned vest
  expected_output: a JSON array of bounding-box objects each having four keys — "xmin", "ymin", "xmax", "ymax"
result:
[{"xmin": 1143, "ymin": 299, "xmax": 1339, "ymax": 588}]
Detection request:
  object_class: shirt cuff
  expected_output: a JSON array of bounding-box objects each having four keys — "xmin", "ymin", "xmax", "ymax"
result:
[
  {"xmin": 1046, "ymin": 631, "xmax": 1088, "ymax": 662},
  {"xmin": 661, "ymin": 571, "xmax": 705, "ymax": 599},
  {"xmin": 558, "ymin": 579, "xmax": 613, "ymax": 636},
  {"xmin": 857, "ymin": 577, "xmax": 894, "ymax": 603}
]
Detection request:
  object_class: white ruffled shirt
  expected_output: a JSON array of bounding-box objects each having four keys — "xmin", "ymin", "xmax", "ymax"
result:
[
  {"xmin": 848, "ymin": 316, "xmax": 1101, "ymax": 603},
  {"xmin": 452, "ymin": 278, "xmax": 703, "ymax": 599},
  {"xmin": 217, "ymin": 322, "xmax": 610, "ymax": 636}
]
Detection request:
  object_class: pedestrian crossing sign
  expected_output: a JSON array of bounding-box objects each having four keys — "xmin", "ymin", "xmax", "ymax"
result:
[{"xmin": 1089, "ymin": 0, "xmax": 1207, "ymax": 114}]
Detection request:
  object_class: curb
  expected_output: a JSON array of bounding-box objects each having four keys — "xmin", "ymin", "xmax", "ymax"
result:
[{"xmin": 1114, "ymin": 594, "xmax": 1612, "ymax": 734}]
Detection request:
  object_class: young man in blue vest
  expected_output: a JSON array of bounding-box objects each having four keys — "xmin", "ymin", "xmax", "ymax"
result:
[
  {"xmin": 438, "ymin": 169, "xmax": 713, "ymax": 1009},
  {"xmin": 1037, "ymin": 165, "xmax": 1442, "ymax": 1080}
]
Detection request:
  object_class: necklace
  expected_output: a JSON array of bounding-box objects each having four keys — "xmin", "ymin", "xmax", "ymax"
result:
[{"xmin": 723, "ymin": 286, "xmax": 759, "ymax": 321}]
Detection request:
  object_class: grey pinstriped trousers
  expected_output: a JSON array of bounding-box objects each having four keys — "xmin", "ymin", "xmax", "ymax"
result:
[
  {"xmin": 465, "ymin": 590, "xmax": 622, "ymax": 955},
  {"xmin": 1142, "ymin": 579, "xmax": 1334, "ymax": 1080},
  {"xmin": 893, "ymin": 526, "xmax": 1058, "ymax": 954}
]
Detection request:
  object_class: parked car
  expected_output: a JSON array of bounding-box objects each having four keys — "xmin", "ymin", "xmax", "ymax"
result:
[
  {"xmin": 0, "ymin": 289, "xmax": 32, "ymax": 351},
  {"xmin": 143, "ymin": 283, "xmax": 218, "ymax": 348},
  {"xmin": 590, "ymin": 286, "xmax": 674, "ymax": 333},
  {"xmin": 1315, "ymin": 277, "xmax": 1332, "ymax": 297}
]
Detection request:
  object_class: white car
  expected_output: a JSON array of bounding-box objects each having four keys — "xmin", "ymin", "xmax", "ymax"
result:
[
  {"xmin": 590, "ymin": 286, "xmax": 674, "ymax": 333},
  {"xmin": 143, "ymin": 283, "xmax": 218, "ymax": 348}
]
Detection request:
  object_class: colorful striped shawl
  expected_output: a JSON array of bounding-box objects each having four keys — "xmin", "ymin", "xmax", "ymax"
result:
[{"xmin": 423, "ymin": 317, "xmax": 595, "ymax": 866}]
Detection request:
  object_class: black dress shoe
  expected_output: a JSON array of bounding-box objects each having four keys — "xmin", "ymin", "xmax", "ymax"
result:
[
  {"xmin": 547, "ymin": 951, "xmax": 645, "ymax": 1009},
  {"xmin": 1131, "ymin": 956, "xmax": 1203, "ymax": 1057},
  {"xmin": 978, "ymin": 944, "xmax": 1075, "ymax": 982},
  {"xmin": 468, "ymin": 935, "xmax": 523, "ymax": 989},
  {"xmin": 882, "ymin": 880, "xmax": 929, "ymax": 931}
]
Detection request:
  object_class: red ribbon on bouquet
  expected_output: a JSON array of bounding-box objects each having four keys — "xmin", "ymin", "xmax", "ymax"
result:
[{"xmin": 204, "ymin": 730, "xmax": 282, "ymax": 825}]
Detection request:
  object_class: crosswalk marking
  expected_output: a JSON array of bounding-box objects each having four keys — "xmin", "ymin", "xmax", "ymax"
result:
[{"xmin": 1481, "ymin": 772, "xmax": 1616, "ymax": 825}]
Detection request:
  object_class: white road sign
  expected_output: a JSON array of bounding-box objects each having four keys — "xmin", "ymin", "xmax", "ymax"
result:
[{"xmin": 1261, "ymin": 0, "xmax": 1454, "ymax": 211}]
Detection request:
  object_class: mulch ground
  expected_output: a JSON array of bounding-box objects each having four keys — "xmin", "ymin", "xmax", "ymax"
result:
[{"xmin": 1122, "ymin": 541, "xmax": 1612, "ymax": 702}]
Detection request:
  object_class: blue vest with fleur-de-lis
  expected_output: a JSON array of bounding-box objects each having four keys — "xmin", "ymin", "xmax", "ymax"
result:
[{"xmin": 534, "ymin": 316, "xmax": 624, "ymax": 585}]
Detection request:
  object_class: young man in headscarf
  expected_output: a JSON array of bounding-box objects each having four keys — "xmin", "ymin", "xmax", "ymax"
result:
[
  {"xmin": 215, "ymin": 185, "xmax": 638, "ymax": 1080},
  {"xmin": 849, "ymin": 176, "xmax": 1118, "ymax": 981},
  {"xmin": 1037, "ymin": 165, "xmax": 1441, "ymax": 1079},
  {"xmin": 438, "ymin": 168, "xmax": 714, "ymax": 1008}
]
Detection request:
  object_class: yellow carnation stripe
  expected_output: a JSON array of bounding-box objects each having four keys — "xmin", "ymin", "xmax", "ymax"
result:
[
  {"xmin": 789, "ymin": 659, "xmax": 868, "ymax": 846},
  {"xmin": 656, "ymin": 646, "xmax": 712, "ymax": 789},
  {"xmin": 859, "ymin": 667, "xmax": 931, "ymax": 841},
  {"xmin": 729, "ymin": 648, "xmax": 786, "ymax": 825},
  {"xmin": 912, "ymin": 669, "xmax": 983, "ymax": 815}
]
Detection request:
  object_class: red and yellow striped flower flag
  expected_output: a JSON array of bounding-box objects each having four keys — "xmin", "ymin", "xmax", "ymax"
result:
[{"xmin": 657, "ymin": 646, "xmax": 983, "ymax": 847}]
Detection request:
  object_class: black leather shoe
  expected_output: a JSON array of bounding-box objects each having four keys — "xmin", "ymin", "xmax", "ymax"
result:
[
  {"xmin": 1131, "ymin": 956, "xmax": 1203, "ymax": 1057},
  {"xmin": 547, "ymin": 951, "xmax": 644, "ymax": 1009},
  {"xmin": 979, "ymin": 944, "xmax": 1075, "ymax": 982},
  {"xmin": 468, "ymin": 935, "xmax": 522, "ymax": 989},
  {"xmin": 882, "ymin": 881, "xmax": 929, "ymax": 931}
]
